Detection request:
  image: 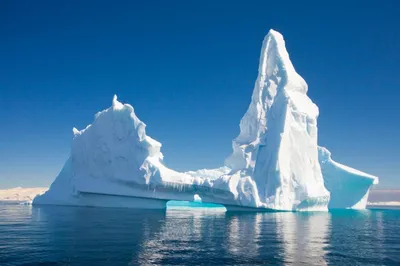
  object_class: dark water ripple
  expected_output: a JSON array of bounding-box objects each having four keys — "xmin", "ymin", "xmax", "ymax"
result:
[{"xmin": 1, "ymin": 205, "xmax": 400, "ymax": 265}]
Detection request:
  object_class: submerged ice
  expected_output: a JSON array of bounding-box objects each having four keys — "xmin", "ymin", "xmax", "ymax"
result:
[{"xmin": 33, "ymin": 30, "xmax": 378, "ymax": 211}]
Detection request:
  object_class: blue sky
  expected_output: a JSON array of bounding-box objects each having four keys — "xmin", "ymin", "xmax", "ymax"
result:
[{"xmin": 1, "ymin": 1, "xmax": 399, "ymax": 189}]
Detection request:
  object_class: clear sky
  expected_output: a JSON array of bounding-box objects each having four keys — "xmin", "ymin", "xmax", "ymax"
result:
[{"xmin": 1, "ymin": 1, "xmax": 399, "ymax": 189}]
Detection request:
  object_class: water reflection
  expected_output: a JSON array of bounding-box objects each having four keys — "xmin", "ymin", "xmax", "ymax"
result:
[
  {"xmin": 1, "ymin": 205, "xmax": 397, "ymax": 265},
  {"xmin": 137, "ymin": 208, "xmax": 227, "ymax": 265},
  {"xmin": 275, "ymin": 212, "xmax": 330, "ymax": 265},
  {"xmin": 31, "ymin": 206, "xmax": 167, "ymax": 265},
  {"xmin": 226, "ymin": 213, "xmax": 262, "ymax": 258},
  {"xmin": 136, "ymin": 210, "xmax": 332, "ymax": 265}
]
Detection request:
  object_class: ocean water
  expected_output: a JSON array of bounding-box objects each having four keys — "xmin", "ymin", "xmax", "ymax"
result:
[{"xmin": 1, "ymin": 205, "xmax": 400, "ymax": 265}]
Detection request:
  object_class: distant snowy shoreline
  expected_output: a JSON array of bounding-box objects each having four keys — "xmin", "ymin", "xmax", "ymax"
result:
[
  {"xmin": 0, "ymin": 187, "xmax": 47, "ymax": 204},
  {"xmin": 367, "ymin": 201, "xmax": 400, "ymax": 207}
]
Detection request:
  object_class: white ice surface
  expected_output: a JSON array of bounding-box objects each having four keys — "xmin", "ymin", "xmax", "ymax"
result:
[{"xmin": 33, "ymin": 29, "xmax": 378, "ymax": 211}]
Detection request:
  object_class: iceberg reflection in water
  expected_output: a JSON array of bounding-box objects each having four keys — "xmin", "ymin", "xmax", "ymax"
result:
[{"xmin": 0, "ymin": 205, "xmax": 399, "ymax": 265}]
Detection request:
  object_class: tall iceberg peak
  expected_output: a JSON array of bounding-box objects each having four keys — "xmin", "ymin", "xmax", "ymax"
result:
[
  {"xmin": 258, "ymin": 29, "xmax": 308, "ymax": 93},
  {"xmin": 225, "ymin": 29, "xmax": 317, "ymax": 173},
  {"xmin": 225, "ymin": 29, "xmax": 329, "ymax": 210}
]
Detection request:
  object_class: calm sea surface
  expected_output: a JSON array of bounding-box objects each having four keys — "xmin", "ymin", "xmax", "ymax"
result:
[{"xmin": 1, "ymin": 204, "xmax": 400, "ymax": 265}]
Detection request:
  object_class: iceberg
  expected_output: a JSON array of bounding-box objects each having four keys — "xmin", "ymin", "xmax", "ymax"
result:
[{"xmin": 33, "ymin": 29, "xmax": 378, "ymax": 211}]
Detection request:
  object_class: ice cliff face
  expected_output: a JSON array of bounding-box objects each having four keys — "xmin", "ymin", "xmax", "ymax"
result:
[{"xmin": 33, "ymin": 29, "xmax": 378, "ymax": 211}]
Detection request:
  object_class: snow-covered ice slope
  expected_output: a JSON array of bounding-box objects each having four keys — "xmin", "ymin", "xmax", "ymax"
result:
[
  {"xmin": 318, "ymin": 147, "xmax": 378, "ymax": 209},
  {"xmin": 33, "ymin": 29, "xmax": 378, "ymax": 211}
]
